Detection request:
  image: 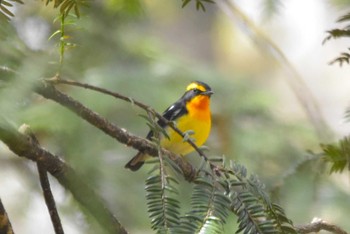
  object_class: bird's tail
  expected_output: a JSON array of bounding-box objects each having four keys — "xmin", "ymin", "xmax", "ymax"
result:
[{"xmin": 125, "ymin": 152, "xmax": 146, "ymax": 171}]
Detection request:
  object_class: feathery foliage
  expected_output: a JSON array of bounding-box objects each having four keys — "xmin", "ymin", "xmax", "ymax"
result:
[
  {"xmin": 145, "ymin": 174, "xmax": 181, "ymax": 232},
  {"xmin": 44, "ymin": 0, "xmax": 89, "ymax": 18},
  {"xmin": 144, "ymin": 110, "xmax": 181, "ymax": 233},
  {"xmin": 0, "ymin": 0, "xmax": 86, "ymax": 67},
  {"xmin": 324, "ymin": 11, "xmax": 350, "ymax": 66},
  {"xmin": 145, "ymin": 151, "xmax": 297, "ymax": 233},
  {"xmin": 176, "ymin": 174, "xmax": 231, "ymax": 234},
  {"xmin": 321, "ymin": 136, "xmax": 350, "ymax": 173},
  {"xmin": 227, "ymin": 161, "xmax": 296, "ymax": 234},
  {"xmin": 143, "ymin": 105, "xmax": 297, "ymax": 234},
  {"xmin": 1, "ymin": 0, "xmax": 85, "ymax": 22}
]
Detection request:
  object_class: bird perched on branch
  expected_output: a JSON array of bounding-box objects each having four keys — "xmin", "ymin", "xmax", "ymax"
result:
[{"xmin": 125, "ymin": 81, "xmax": 213, "ymax": 171}]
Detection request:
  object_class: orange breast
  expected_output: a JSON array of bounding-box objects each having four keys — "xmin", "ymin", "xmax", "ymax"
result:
[
  {"xmin": 160, "ymin": 95, "xmax": 211, "ymax": 156},
  {"xmin": 186, "ymin": 96, "xmax": 211, "ymax": 121}
]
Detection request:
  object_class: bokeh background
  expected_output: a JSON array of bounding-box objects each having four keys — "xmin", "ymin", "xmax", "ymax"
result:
[{"xmin": 1, "ymin": 0, "xmax": 350, "ymax": 233}]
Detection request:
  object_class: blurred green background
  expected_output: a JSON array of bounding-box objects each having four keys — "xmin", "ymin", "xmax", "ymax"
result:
[{"xmin": 1, "ymin": 0, "xmax": 350, "ymax": 233}]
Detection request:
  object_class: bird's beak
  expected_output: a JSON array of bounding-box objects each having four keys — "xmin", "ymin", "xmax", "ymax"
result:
[{"xmin": 202, "ymin": 90, "xmax": 214, "ymax": 97}]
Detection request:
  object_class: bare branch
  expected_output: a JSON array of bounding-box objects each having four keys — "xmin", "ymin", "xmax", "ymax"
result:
[
  {"xmin": 37, "ymin": 163, "xmax": 65, "ymax": 234},
  {"xmin": 0, "ymin": 121, "xmax": 128, "ymax": 234},
  {"xmin": 0, "ymin": 198, "xmax": 14, "ymax": 234},
  {"xmin": 296, "ymin": 219, "xmax": 348, "ymax": 234}
]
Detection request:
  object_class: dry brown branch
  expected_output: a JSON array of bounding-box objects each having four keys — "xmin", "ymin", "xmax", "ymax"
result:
[{"xmin": 296, "ymin": 219, "xmax": 348, "ymax": 234}]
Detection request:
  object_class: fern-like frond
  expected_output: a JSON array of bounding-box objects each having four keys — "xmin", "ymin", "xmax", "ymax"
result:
[
  {"xmin": 324, "ymin": 11, "xmax": 350, "ymax": 66},
  {"xmin": 248, "ymin": 174, "xmax": 296, "ymax": 233},
  {"xmin": 323, "ymin": 12, "xmax": 350, "ymax": 43},
  {"xmin": 231, "ymin": 190, "xmax": 269, "ymax": 234},
  {"xmin": 228, "ymin": 161, "xmax": 297, "ymax": 234},
  {"xmin": 143, "ymin": 106, "xmax": 182, "ymax": 232},
  {"xmin": 45, "ymin": 0, "xmax": 89, "ymax": 17},
  {"xmin": 321, "ymin": 136, "xmax": 350, "ymax": 173},
  {"xmin": 323, "ymin": 29, "xmax": 350, "ymax": 43},
  {"xmin": 145, "ymin": 174, "xmax": 181, "ymax": 232},
  {"xmin": 177, "ymin": 175, "xmax": 231, "ymax": 234}
]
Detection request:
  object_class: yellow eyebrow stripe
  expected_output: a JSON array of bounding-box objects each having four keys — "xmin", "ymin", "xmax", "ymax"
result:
[{"xmin": 186, "ymin": 82, "xmax": 206, "ymax": 92}]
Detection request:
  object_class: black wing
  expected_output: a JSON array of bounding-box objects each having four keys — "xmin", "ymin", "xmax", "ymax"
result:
[{"xmin": 145, "ymin": 99, "xmax": 188, "ymax": 140}]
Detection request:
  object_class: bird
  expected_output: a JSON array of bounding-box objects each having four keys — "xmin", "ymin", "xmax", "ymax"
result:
[{"xmin": 125, "ymin": 81, "xmax": 213, "ymax": 171}]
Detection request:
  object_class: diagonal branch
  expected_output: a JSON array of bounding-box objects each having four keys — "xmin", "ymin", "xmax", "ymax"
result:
[
  {"xmin": 34, "ymin": 81, "xmax": 197, "ymax": 181},
  {"xmin": 0, "ymin": 121, "xmax": 127, "ymax": 234}
]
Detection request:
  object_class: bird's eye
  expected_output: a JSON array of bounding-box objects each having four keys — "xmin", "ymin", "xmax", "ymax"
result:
[{"xmin": 193, "ymin": 88, "xmax": 201, "ymax": 94}]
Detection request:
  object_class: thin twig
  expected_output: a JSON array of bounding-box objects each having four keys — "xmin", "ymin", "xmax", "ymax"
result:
[
  {"xmin": 19, "ymin": 124, "xmax": 64, "ymax": 234},
  {"xmin": 37, "ymin": 163, "xmax": 65, "ymax": 234},
  {"xmin": 296, "ymin": 219, "xmax": 348, "ymax": 234},
  {"xmin": 0, "ymin": 121, "xmax": 128, "ymax": 234},
  {"xmin": 0, "ymin": 198, "xmax": 14, "ymax": 234}
]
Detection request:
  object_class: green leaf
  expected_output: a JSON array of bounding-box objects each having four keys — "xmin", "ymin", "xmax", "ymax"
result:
[
  {"xmin": 324, "ymin": 11, "xmax": 350, "ymax": 66},
  {"xmin": 48, "ymin": 30, "xmax": 62, "ymax": 41}
]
